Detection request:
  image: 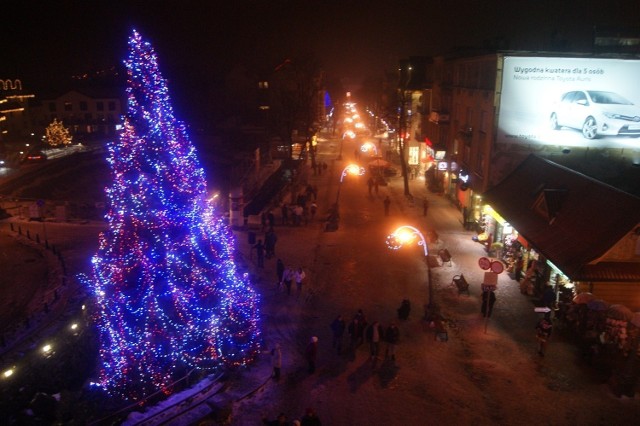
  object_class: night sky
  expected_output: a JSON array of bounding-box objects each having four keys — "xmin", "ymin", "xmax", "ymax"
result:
[{"xmin": 2, "ymin": 1, "xmax": 638, "ymax": 123}]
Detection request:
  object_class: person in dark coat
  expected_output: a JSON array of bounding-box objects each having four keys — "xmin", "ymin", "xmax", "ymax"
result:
[
  {"xmin": 397, "ymin": 299, "xmax": 411, "ymax": 320},
  {"xmin": 276, "ymin": 259, "xmax": 285, "ymax": 289},
  {"xmin": 385, "ymin": 322, "xmax": 400, "ymax": 360},
  {"xmin": 330, "ymin": 315, "xmax": 346, "ymax": 354},
  {"xmin": 305, "ymin": 336, "xmax": 318, "ymax": 373},
  {"xmin": 535, "ymin": 317, "xmax": 553, "ymax": 356},
  {"xmin": 270, "ymin": 343, "xmax": 282, "ymax": 381},
  {"xmin": 541, "ymin": 284, "xmax": 555, "ymax": 320},
  {"xmin": 514, "ymin": 254, "xmax": 524, "ymax": 282},
  {"xmin": 366, "ymin": 321, "xmax": 385, "ymax": 359},
  {"xmin": 481, "ymin": 290, "xmax": 497, "ymax": 318},
  {"xmin": 383, "ymin": 196, "xmax": 391, "ymax": 216},
  {"xmin": 283, "ymin": 267, "xmax": 294, "ymax": 296},
  {"xmin": 265, "ymin": 228, "xmax": 278, "ymax": 259},
  {"xmin": 253, "ymin": 239, "xmax": 265, "ymax": 268}
]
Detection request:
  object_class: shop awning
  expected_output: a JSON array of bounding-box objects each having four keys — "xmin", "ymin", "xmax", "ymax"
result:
[
  {"xmin": 483, "ymin": 155, "xmax": 640, "ymax": 281},
  {"xmin": 574, "ymin": 262, "xmax": 640, "ymax": 282}
]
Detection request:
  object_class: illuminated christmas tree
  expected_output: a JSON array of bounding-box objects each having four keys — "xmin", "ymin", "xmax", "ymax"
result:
[
  {"xmin": 83, "ymin": 30, "xmax": 261, "ymax": 400},
  {"xmin": 45, "ymin": 118, "xmax": 72, "ymax": 147}
]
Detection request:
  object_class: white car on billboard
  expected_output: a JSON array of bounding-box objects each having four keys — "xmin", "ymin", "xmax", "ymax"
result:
[{"xmin": 549, "ymin": 90, "xmax": 640, "ymax": 139}]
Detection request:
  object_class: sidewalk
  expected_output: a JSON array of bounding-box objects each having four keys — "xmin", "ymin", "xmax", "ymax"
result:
[{"xmin": 209, "ymin": 134, "xmax": 639, "ymax": 425}]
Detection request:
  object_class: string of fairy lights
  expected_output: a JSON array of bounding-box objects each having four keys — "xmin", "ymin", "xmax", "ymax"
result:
[{"xmin": 81, "ymin": 30, "xmax": 261, "ymax": 401}]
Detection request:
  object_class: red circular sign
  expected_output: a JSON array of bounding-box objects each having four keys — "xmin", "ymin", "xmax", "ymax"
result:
[
  {"xmin": 478, "ymin": 257, "xmax": 491, "ymax": 270},
  {"xmin": 490, "ymin": 260, "xmax": 505, "ymax": 274}
]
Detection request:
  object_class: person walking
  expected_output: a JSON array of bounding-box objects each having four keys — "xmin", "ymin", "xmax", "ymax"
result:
[
  {"xmin": 270, "ymin": 343, "xmax": 282, "ymax": 381},
  {"xmin": 265, "ymin": 227, "xmax": 278, "ymax": 259},
  {"xmin": 330, "ymin": 315, "xmax": 346, "ymax": 355},
  {"xmin": 293, "ymin": 205, "xmax": 303, "ymax": 226},
  {"xmin": 253, "ymin": 239, "xmax": 265, "ymax": 268},
  {"xmin": 367, "ymin": 177, "xmax": 374, "ymax": 196},
  {"xmin": 385, "ymin": 322, "xmax": 400, "ymax": 361},
  {"xmin": 350, "ymin": 309, "xmax": 367, "ymax": 348},
  {"xmin": 423, "ymin": 198, "xmax": 429, "ymax": 216},
  {"xmin": 541, "ymin": 284, "xmax": 555, "ymax": 320},
  {"xmin": 276, "ymin": 259, "xmax": 285, "ymax": 290},
  {"xmin": 294, "ymin": 267, "xmax": 306, "ymax": 297},
  {"xmin": 310, "ymin": 202, "xmax": 318, "ymax": 221},
  {"xmin": 305, "ymin": 336, "xmax": 318, "ymax": 374},
  {"xmin": 366, "ymin": 320, "xmax": 384, "ymax": 360},
  {"xmin": 283, "ymin": 267, "xmax": 294, "ymax": 296},
  {"xmin": 481, "ymin": 290, "xmax": 497, "ymax": 317},
  {"xmin": 383, "ymin": 196, "xmax": 391, "ymax": 216},
  {"xmin": 514, "ymin": 254, "xmax": 524, "ymax": 282},
  {"xmin": 535, "ymin": 317, "xmax": 553, "ymax": 356}
]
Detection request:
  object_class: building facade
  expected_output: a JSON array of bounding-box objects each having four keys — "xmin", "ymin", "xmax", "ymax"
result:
[
  {"xmin": 35, "ymin": 88, "xmax": 125, "ymax": 142},
  {"xmin": 409, "ymin": 51, "xmax": 640, "ymax": 231}
]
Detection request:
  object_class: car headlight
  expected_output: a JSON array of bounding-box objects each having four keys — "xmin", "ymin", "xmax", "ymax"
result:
[{"xmin": 603, "ymin": 111, "xmax": 621, "ymax": 119}]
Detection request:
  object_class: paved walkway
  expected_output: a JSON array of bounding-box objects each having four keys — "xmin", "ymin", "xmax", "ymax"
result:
[{"xmin": 203, "ymin": 132, "xmax": 639, "ymax": 423}]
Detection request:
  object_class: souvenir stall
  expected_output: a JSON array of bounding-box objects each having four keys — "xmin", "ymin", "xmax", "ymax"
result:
[
  {"xmin": 608, "ymin": 311, "xmax": 640, "ymax": 398},
  {"xmin": 604, "ymin": 305, "xmax": 634, "ymax": 353}
]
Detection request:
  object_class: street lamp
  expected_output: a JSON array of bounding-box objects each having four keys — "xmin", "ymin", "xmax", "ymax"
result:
[
  {"xmin": 386, "ymin": 225, "xmax": 435, "ymax": 311},
  {"xmin": 338, "ymin": 130, "xmax": 356, "ymax": 161},
  {"xmin": 326, "ymin": 163, "xmax": 365, "ymax": 232},
  {"xmin": 360, "ymin": 141, "xmax": 378, "ymax": 156},
  {"xmin": 336, "ymin": 163, "xmax": 365, "ymax": 206}
]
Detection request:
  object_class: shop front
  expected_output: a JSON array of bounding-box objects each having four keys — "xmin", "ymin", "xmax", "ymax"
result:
[{"xmin": 480, "ymin": 154, "xmax": 640, "ymax": 395}]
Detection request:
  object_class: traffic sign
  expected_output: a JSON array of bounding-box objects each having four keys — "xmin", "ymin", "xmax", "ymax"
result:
[
  {"xmin": 490, "ymin": 260, "xmax": 505, "ymax": 274},
  {"xmin": 478, "ymin": 257, "xmax": 491, "ymax": 270}
]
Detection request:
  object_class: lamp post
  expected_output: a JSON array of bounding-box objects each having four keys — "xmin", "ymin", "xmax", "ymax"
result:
[
  {"xmin": 386, "ymin": 225, "xmax": 434, "ymax": 311},
  {"xmin": 335, "ymin": 163, "xmax": 365, "ymax": 206},
  {"xmin": 338, "ymin": 130, "xmax": 356, "ymax": 161},
  {"xmin": 326, "ymin": 164, "xmax": 365, "ymax": 232}
]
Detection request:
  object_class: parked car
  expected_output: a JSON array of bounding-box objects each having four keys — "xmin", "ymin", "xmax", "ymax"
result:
[{"xmin": 550, "ymin": 90, "xmax": 640, "ymax": 139}]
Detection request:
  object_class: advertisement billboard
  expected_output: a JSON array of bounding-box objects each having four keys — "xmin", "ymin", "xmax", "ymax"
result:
[{"xmin": 498, "ymin": 56, "xmax": 640, "ymax": 149}]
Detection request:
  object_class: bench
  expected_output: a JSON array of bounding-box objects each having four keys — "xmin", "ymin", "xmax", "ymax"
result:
[
  {"xmin": 438, "ymin": 249, "xmax": 452, "ymax": 266},
  {"xmin": 451, "ymin": 274, "xmax": 470, "ymax": 295}
]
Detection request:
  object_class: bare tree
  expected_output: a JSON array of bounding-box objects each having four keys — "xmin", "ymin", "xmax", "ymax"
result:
[{"xmin": 269, "ymin": 55, "xmax": 324, "ymax": 161}]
